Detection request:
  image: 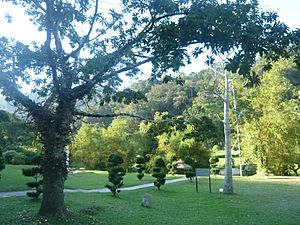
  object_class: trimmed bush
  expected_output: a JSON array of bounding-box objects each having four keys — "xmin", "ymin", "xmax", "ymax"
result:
[
  {"xmin": 136, "ymin": 156, "xmax": 145, "ymax": 181},
  {"xmin": 152, "ymin": 157, "xmax": 166, "ymax": 190},
  {"xmin": 184, "ymin": 156, "xmax": 195, "ymax": 180},
  {"xmin": 22, "ymin": 155, "xmax": 43, "ymax": 198},
  {"xmin": 105, "ymin": 154, "xmax": 126, "ymax": 196},
  {"xmin": 3, "ymin": 150, "xmax": 18, "ymax": 164},
  {"xmin": 209, "ymin": 154, "xmax": 220, "ymax": 175}
]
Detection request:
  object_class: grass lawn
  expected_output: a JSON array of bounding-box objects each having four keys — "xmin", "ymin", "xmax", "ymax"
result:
[
  {"xmin": 0, "ymin": 175, "xmax": 300, "ymax": 225},
  {"xmin": 0, "ymin": 164, "xmax": 183, "ymax": 192}
]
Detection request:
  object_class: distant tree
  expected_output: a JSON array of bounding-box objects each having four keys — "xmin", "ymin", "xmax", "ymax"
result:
[
  {"xmin": 152, "ymin": 157, "xmax": 167, "ymax": 190},
  {"xmin": 72, "ymin": 124, "xmax": 109, "ymax": 170},
  {"xmin": 241, "ymin": 59, "xmax": 300, "ymax": 175},
  {"xmin": 105, "ymin": 154, "xmax": 126, "ymax": 196},
  {"xmin": 136, "ymin": 156, "xmax": 145, "ymax": 181}
]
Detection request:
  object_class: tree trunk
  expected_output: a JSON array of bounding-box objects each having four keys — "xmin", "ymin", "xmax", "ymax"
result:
[
  {"xmin": 38, "ymin": 140, "xmax": 68, "ymax": 217},
  {"xmin": 37, "ymin": 102, "xmax": 74, "ymax": 217},
  {"xmin": 231, "ymin": 81, "xmax": 242, "ymax": 176},
  {"xmin": 223, "ymin": 71, "xmax": 234, "ymax": 194}
]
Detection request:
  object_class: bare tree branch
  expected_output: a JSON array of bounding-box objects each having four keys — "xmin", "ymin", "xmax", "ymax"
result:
[
  {"xmin": 0, "ymin": 73, "xmax": 40, "ymax": 113},
  {"xmin": 230, "ymin": 111, "xmax": 244, "ymax": 129},
  {"xmin": 216, "ymin": 114, "xmax": 224, "ymax": 124},
  {"xmin": 74, "ymin": 110, "xmax": 152, "ymax": 121},
  {"xmin": 66, "ymin": 0, "xmax": 99, "ymax": 60},
  {"xmin": 213, "ymin": 90, "xmax": 225, "ymax": 101},
  {"xmin": 32, "ymin": 0, "xmax": 46, "ymax": 13}
]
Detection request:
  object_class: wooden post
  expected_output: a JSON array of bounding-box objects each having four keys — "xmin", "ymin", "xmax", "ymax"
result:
[{"xmin": 208, "ymin": 175, "xmax": 211, "ymax": 193}]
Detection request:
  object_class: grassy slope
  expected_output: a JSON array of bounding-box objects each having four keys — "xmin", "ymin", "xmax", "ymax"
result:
[
  {"xmin": 1, "ymin": 176, "xmax": 300, "ymax": 225},
  {"xmin": 0, "ymin": 165, "xmax": 182, "ymax": 191}
]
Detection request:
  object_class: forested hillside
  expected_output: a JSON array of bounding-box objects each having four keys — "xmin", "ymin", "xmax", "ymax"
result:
[{"xmin": 70, "ymin": 58, "xmax": 300, "ymax": 176}]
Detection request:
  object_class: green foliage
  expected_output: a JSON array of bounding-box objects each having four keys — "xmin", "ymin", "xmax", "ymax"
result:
[
  {"xmin": 136, "ymin": 156, "xmax": 145, "ymax": 181},
  {"xmin": 0, "ymin": 110, "xmax": 39, "ymax": 153},
  {"xmin": 11, "ymin": 152, "xmax": 26, "ymax": 165},
  {"xmin": 184, "ymin": 156, "xmax": 195, "ymax": 180},
  {"xmin": 72, "ymin": 118, "xmax": 149, "ymax": 170},
  {"xmin": 241, "ymin": 59, "xmax": 300, "ymax": 175},
  {"xmin": 71, "ymin": 124, "xmax": 109, "ymax": 170},
  {"xmin": 209, "ymin": 154, "xmax": 220, "ymax": 175},
  {"xmin": 105, "ymin": 154, "xmax": 126, "ymax": 196},
  {"xmin": 3, "ymin": 150, "xmax": 18, "ymax": 164},
  {"xmin": 22, "ymin": 157, "xmax": 43, "ymax": 199},
  {"xmin": 152, "ymin": 157, "xmax": 167, "ymax": 190}
]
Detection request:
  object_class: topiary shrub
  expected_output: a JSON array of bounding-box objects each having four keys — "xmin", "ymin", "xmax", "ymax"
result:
[
  {"xmin": 0, "ymin": 148, "xmax": 5, "ymax": 180},
  {"xmin": 105, "ymin": 154, "xmax": 126, "ymax": 196},
  {"xmin": 3, "ymin": 150, "xmax": 18, "ymax": 164},
  {"xmin": 152, "ymin": 157, "xmax": 166, "ymax": 190},
  {"xmin": 184, "ymin": 157, "xmax": 196, "ymax": 181},
  {"xmin": 136, "ymin": 156, "xmax": 145, "ymax": 181},
  {"xmin": 22, "ymin": 155, "xmax": 43, "ymax": 198},
  {"xmin": 210, "ymin": 154, "xmax": 220, "ymax": 175}
]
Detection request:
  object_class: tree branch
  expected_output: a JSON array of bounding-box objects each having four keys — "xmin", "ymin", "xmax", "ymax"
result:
[
  {"xmin": 230, "ymin": 111, "xmax": 244, "ymax": 129},
  {"xmin": 74, "ymin": 110, "xmax": 152, "ymax": 121},
  {"xmin": 69, "ymin": 9, "xmax": 188, "ymax": 101},
  {"xmin": 44, "ymin": 1, "xmax": 61, "ymax": 94},
  {"xmin": 0, "ymin": 72, "xmax": 40, "ymax": 113},
  {"xmin": 215, "ymin": 114, "xmax": 224, "ymax": 124},
  {"xmin": 70, "ymin": 56, "xmax": 154, "ymax": 100},
  {"xmin": 66, "ymin": 0, "xmax": 99, "ymax": 60},
  {"xmin": 213, "ymin": 90, "xmax": 225, "ymax": 101},
  {"xmin": 32, "ymin": 0, "xmax": 46, "ymax": 13}
]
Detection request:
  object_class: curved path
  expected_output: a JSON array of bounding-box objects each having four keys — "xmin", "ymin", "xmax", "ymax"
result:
[{"xmin": 0, "ymin": 177, "xmax": 186, "ymax": 198}]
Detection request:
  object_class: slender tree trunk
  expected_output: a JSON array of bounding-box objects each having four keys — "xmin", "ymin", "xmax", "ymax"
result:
[
  {"xmin": 231, "ymin": 81, "xmax": 242, "ymax": 176},
  {"xmin": 223, "ymin": 71, "xmax": 234, "ymax": 194}
]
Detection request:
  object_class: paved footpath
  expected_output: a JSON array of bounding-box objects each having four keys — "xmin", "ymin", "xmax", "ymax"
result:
[{"xmin": 0, "ymin": 177, "xmax": 186, "ymax": 198}]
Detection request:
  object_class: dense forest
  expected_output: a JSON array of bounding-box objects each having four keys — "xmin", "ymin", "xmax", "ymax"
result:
[{"xmin": 1, "ymin": 58, "xmax": 299, "ymax": 176}]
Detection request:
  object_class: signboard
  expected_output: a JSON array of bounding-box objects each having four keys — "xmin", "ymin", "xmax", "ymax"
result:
[
  {"xmin": 196, "ymin": 168, "xmax": 210, "ymax": 177},
  {"xmin": 195, "ymin": 168, "xmax": 211, "ymax": 193}
]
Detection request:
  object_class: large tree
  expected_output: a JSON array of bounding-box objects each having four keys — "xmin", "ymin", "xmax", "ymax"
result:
[{"xmin": 0, "ymin": 0, "xmax": 292, "ymax": 217}]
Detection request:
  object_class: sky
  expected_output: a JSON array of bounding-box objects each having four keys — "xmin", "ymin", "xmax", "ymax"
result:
[{"xmin": 0, "ymin": 0, "xmax": 299, "ymax": 87}]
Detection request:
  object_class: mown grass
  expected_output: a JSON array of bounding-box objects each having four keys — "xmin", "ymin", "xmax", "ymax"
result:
[
  {"xmin": 0, "ymin": 164, "xmax": 33, "ymax": 191},
  {"xmin": 0, "ymin": 165, "xmax": 182, "ymax": 191},
  {"xmin": 1, "ymin": 175, "xmax": 300, "ymax": 225}
]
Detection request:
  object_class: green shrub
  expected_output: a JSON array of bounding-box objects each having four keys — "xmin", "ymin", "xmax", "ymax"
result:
[
  {"xmin": 105, "ymin": 154, "xmax": 126, "ymax": 196},
  {"xmin": 242, "ymin": 164, "xmax": 257, "ymax": 176},
  {"xmin": 184, "ymin": 157, "xmax": 196, "ymax": 180},
  {"xmin": 209, "ymin": 154, "xmax": 220, "ymax": 175},
  {"xmin": 11, "ymin": 152, "xmax": 26, "ymax": 165},
  {"xmin": 22, "ymin": 156, "xmax": 43, "ymax": 199},
  {"xmin": 3, "ymin": 150, "xmax": 18, "ymax": 164},
  {"xmin": 152, "ymin": 157, "xmax": 166, "ymax": 190},
  {"xmin": 136, "ymin": 156, "xmax": 145, "ymax": 181}
]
